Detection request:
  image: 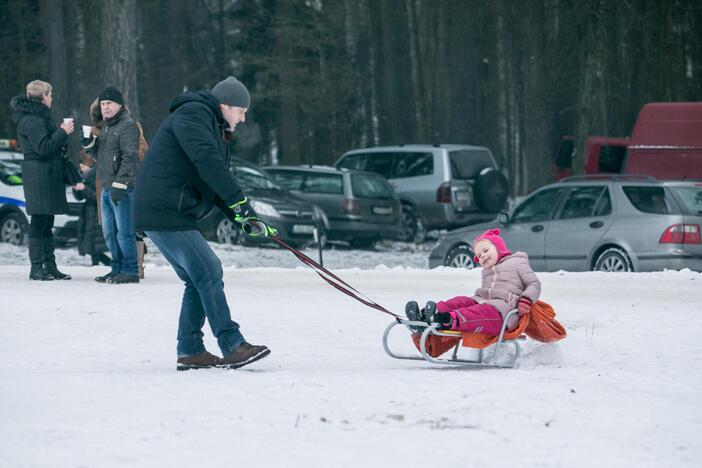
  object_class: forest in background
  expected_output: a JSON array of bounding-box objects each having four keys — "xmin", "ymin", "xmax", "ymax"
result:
[{"xmin": 1, "ymin": 0, "xmax": 700, "ymax": 195}]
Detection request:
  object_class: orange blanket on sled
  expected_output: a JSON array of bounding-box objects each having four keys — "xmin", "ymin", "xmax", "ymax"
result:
[{"xmin": 411, "ymin": 300, "xmax": 567, "ymax": 358}]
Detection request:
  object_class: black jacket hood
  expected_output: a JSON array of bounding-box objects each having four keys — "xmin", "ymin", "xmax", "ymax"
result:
[
  {"xmin": 10, "ymin": 95, "xmax": 50, "ymax": 123},
  {"xmin": 168, "ymin": 90, "xmax": 225, "ymax": 126}
]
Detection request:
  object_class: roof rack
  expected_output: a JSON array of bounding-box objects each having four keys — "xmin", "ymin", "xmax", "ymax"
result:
[{"xmin": 560, "ymin": 174, "xmax": 657, "ymax": 183}]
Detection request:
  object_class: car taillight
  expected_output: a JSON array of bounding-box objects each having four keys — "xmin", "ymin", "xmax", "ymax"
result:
[
  {"xmin": 436, "ymin": 182, "xmax": 451, "ymax": 203},
  {"xmin": 342, "ymin": 198, "xmax": 360, "ymax": 215},
  {"xmin": 659, "ymin": 224, "xmax": 701, "ymax": 244}
]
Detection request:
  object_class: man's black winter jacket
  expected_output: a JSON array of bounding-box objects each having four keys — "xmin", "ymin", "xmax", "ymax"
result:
[{"xmin": 132, "ymin": 91, "xmax": 243, "ymax": 231}]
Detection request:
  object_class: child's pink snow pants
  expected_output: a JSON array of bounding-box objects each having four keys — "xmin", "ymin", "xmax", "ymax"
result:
[{"xmin": 436, "ymin": 296, "xmax": 503, "ymax": 335}]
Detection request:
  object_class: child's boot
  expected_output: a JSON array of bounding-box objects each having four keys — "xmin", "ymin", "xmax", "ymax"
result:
[
  {"xmin": 405, "ymin": 301, "xmax": 425, "ymax": 334},
  {"xmin": 422, "ymin": 301, "xmax": 437, "ymax": 321}
]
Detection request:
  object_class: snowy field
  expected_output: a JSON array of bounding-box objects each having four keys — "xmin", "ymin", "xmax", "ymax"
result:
[{"xmin": 1, "ymin": 241, "xmax": 701, "ymax": 468}]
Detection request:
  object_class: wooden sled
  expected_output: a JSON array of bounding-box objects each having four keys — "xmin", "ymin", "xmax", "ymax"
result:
[{"xmin": 382, "ymin": 309, "xmax": 526, "ymax": 368}]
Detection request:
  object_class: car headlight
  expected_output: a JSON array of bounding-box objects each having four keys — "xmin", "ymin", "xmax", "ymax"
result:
[{"xmin": 250, "ymin": 200, "xmax": 280, "ymax": 218}]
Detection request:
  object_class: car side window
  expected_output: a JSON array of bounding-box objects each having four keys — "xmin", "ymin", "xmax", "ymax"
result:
[
  {"xmin": 558, "ymin": 186, "xmax": 607, "ymax": 220},
  {"xmin": 594, "ymin": 188, "xmax": 612, "ymax": 216},
  {"xmin": 512, "ymin": 188, "xmax": 563, "ymax": 223},
  {"xmin": 302, "ymin": 173, "xmax": 343, "ymax": 194},
  {"xmin": 337, "ymin": 154, "xmax": 366, "ymax": 171},
  {"xmin": 363, "ymin": 153, "xmax": 394, "ymax": 178},
  {"xmin": 268, "ymin": 171, "xmax": 304, "ymax": 191},
  {"xmin": 393, "ymin": 152, "xmax": 433, "ymax": 178},
  {"xmin": 622, "ymin": 186, "xmax": 670, "ymax": 214}
]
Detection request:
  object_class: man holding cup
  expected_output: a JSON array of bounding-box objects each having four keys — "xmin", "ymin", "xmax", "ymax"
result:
[
  {"xmin": 10, "ymin": 80, "xmax": 74, "ymax": 281},
  {"xmin": 81, "ymin": 86, "xmax": 140, "ymax": 284}
]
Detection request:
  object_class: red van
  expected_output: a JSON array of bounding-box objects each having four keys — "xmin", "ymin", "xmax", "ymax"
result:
[{"xmin": 584, "ymin": 102, "xmax": 702, "ymax": 180}]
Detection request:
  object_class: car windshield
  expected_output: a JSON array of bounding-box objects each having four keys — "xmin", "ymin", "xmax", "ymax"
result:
[
  {"xmin": 450, "ymin": 150, "xmax": 494, "ymax": 179},
  {"xmin": 351, "ymin": 174, "xmax": 395, "ymax": 199},
  {"xmin": 669, "ymin": 186, "xmax": 702, "ymax": 215},
  {"xmin": 232, "ymin": 165, "xmax": 282, "ymax": 190},
  {"xmin": 0, "ymin": 160, "xmax": 23, "ymax": 186}
]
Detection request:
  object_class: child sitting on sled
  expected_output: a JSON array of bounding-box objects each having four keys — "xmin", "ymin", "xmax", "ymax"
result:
[{"xmin": 406, "ymin": 228, "xmax": 541, "ymax": 335}]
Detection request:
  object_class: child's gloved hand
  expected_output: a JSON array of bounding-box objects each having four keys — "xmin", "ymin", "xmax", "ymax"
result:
[
  {"xmin": 431, "ymin": 312, "xmax": 452, "ymax": 327},
  {"xmin": 517, "ymin": 297, "xmax": 532, "ymax": 316}
]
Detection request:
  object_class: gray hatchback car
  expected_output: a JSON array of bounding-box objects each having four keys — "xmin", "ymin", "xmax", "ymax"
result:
[
  {"xmin": 335, "ymin": 144, "xmax": 508, "ymax": 242},
  {"xmin": 265, "ymin": 165, "xmax": 401, "ymax": 247},
  {"xmin": 428, "ymin": 176, "xmax": 702, "ymax": 272}
]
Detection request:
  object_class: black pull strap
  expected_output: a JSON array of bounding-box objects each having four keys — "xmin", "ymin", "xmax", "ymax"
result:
[{"xmin": 272, "ymin": 237, "xmax": 401, "ymax": 318}]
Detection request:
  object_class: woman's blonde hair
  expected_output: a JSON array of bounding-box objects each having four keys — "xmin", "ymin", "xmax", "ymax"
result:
[{"xmin": 26, "ymin": 80, "xmax": 52, "ymax": 101}]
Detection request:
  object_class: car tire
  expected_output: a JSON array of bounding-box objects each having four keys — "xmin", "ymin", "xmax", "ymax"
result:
[
  {"xmin": 594, "ymin": 247, "xmax": 633, "ymax": 272},
  {"xmin": 398, "ymin": 204, "xmax": 418, "ymax": 242},
  {"xmin": 215, "ymin": 217, "xmax": 240, "ymax": 245},
  {"xmin": 474, "ymin": 167, "xmax": 509, "ymax": 212},
  {"xmin": 444, "ymin": 244, "xmax": 476, "ymax": 269},
  {"xmin": 0, "ymin": 212, "xmax": 28, "ymax": 246}
]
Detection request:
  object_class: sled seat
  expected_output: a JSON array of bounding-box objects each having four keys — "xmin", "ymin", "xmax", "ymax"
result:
[{"xmin": 382, "ymin": 309, "xmax": 527, "ymax": 368}]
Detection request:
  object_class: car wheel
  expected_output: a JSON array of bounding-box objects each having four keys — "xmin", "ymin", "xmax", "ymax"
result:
[
  {"xmin": 474, "ymin": 167, "xmax": 509, "ymax": 212},
  {"xmin": 215, "ymin": 218, "xmax": 240, "ymax": 245},
  {"xmin": 398, "ymin": 204, "xmax": 418, "ymax": 242},
  {"xmin": 0, "ymin": 212, "xmax": 28, "ymax": 246},
  {"xmin": 445, "ymin": 244, "xmax": 476, "ymax": 269},
  {"xmin": 594, "ymin": 247, "xmax": 633, "ymax": 272}
]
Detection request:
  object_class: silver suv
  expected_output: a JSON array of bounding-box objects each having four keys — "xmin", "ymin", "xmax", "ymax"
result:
[
  {"xmin": 335, "ymin": 144, "xmax": 508, "ymax": 242},
  {"xmin": 428, "ymin": 176, "xmax": 702, "ymax": 272}
]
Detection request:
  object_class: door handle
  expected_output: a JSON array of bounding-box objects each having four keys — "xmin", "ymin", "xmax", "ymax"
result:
[
  {"xmin": 589, "ymin": 221, "xmax": 604, "ymax": 228},
  {"xmin": 531, "ymin": 225, "xmax": 544, "ymax": 232}
]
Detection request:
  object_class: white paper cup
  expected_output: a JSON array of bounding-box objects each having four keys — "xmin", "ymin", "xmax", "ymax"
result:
[{"xmin": 82, "ymin": 125, "xmax": 92, "ymax": 138}]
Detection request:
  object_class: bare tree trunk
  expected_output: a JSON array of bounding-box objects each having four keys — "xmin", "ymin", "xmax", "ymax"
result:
[
  {"xmin": 573, "ymin": 0, "xmax": 608, "ymax": 174},
  {"xmin": 44, "ymin": 0, "xmax": 69, "ymax": 118},
  {"xmin": 100, "ymin": 0, "xmax": 140, "ymax": 119}
]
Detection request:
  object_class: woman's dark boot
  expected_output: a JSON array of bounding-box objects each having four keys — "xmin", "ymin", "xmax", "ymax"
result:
[
  {"xmin": 28, "ymin": 237, "xmax": 53, "ymax": 281},
  {"xmin": 42, "ymin": 237, "xmax": 71, "ymax": 280}
]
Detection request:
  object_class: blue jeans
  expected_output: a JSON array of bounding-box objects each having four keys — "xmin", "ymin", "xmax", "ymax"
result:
[
  {"xmin": 100, "ymin": 188, "xmax": 138, "ymax": 276},
  {"xmin": 145, "ymin": 229, "xmax": 245, "ymax": 357}
]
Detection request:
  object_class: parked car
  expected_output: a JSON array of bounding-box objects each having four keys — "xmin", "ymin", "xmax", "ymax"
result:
[
  {"xmin": 0, "ymin": 145, "xmax": 83, "ymax": 246},
  {"xmin": 335, "ymin": 144, "xmax": 508, "ymax": 242},
  {"xmin": 264, "ymin": 165, "xmax": 402, "ymax": 247},
  {"xmin": 196, "ymin": 158, "xmax": 325, "ymax": 247},
  {"xmin": 428, "ymin": 176, "xmax": 702, "ymax": 272}
]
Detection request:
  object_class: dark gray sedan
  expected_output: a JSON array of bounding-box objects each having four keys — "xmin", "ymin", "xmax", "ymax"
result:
[
  {"xmin": 265, "ymin": 165, "xmax": 402, "ymax": 248},
  {"xmin": 428, "ymin": 177, "xmax": 702, "ymax": 272}
]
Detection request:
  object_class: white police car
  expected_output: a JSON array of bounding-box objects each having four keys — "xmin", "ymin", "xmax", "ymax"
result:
[{"xmin": 0, "ymin": 139, "xmax": 83, "ymax": 246}]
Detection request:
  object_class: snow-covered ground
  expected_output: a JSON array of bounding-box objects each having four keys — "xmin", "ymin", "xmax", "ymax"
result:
[{"xmin": 1, "ymin": 241, "xmax": 701, "ymax": 467}]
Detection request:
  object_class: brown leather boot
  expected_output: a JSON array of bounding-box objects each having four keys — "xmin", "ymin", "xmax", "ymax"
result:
[
  {"xmin": 219, "ymin": 342, "xmax": 270, "ymax": 369},
  {"xmin": 176, "ymin": 351, "xmax": 222, "ymax": 371}
]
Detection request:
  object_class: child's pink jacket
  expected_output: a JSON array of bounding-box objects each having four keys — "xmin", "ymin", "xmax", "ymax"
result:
[{"xmin": 472, "ymin": 251, "xmax": 541, "ymax": 327}]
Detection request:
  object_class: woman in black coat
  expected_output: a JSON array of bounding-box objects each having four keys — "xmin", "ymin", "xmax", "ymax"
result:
[
  {"xmin": 9, "ymin": 80, "xmax": 75, "ymax": 280},
  {"xmin": 73, "ymin": 163, "xmax": 110, "ymax": 266}
]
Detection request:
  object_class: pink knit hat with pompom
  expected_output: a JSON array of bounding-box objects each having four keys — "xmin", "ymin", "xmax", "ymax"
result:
[{"xmin": 473, "ymin": 228, "xmax": 511, "ymax": 264}]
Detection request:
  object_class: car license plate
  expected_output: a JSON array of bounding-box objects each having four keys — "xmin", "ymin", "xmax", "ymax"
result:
[
  {"xmin": 292, "ymin": 224, "xmax": 315, "ymax": 234},
  {"xmin": 372, "ymin": 206, "xmax": 393, "ymax": 215}
]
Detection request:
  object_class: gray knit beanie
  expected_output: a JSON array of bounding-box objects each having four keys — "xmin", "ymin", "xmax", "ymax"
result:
[{"xmin": 211, "ymin": 76, "xmax": 251, "ymax": 108}]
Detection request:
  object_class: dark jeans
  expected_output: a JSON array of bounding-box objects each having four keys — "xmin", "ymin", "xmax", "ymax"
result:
[
  {"xmin": 145, "ymin": 229, "xmax": 245, "ymax": 357},
  {"xmin": 100, "ymin": 188, "xmax": 137, "ymax": 276}
]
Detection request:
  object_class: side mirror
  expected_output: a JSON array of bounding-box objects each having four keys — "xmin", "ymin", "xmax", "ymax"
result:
[{"xmin": 497, "ymin": 211, "xmax": 509, "ymax": 225}]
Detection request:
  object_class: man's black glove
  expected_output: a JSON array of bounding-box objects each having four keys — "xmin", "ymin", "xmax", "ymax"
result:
[
  {"xmin": 228, "ymin": 196, "xmax": 278, "ymax": 237},
  {"xmin": 110, "ymin": 183, "xmax": 128, "ymax": 205}
]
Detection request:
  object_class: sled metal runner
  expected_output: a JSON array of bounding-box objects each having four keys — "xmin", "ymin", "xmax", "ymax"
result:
[{"xmin": 382, "ymin": 310, "xmax": 524, "ymax": 368}]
